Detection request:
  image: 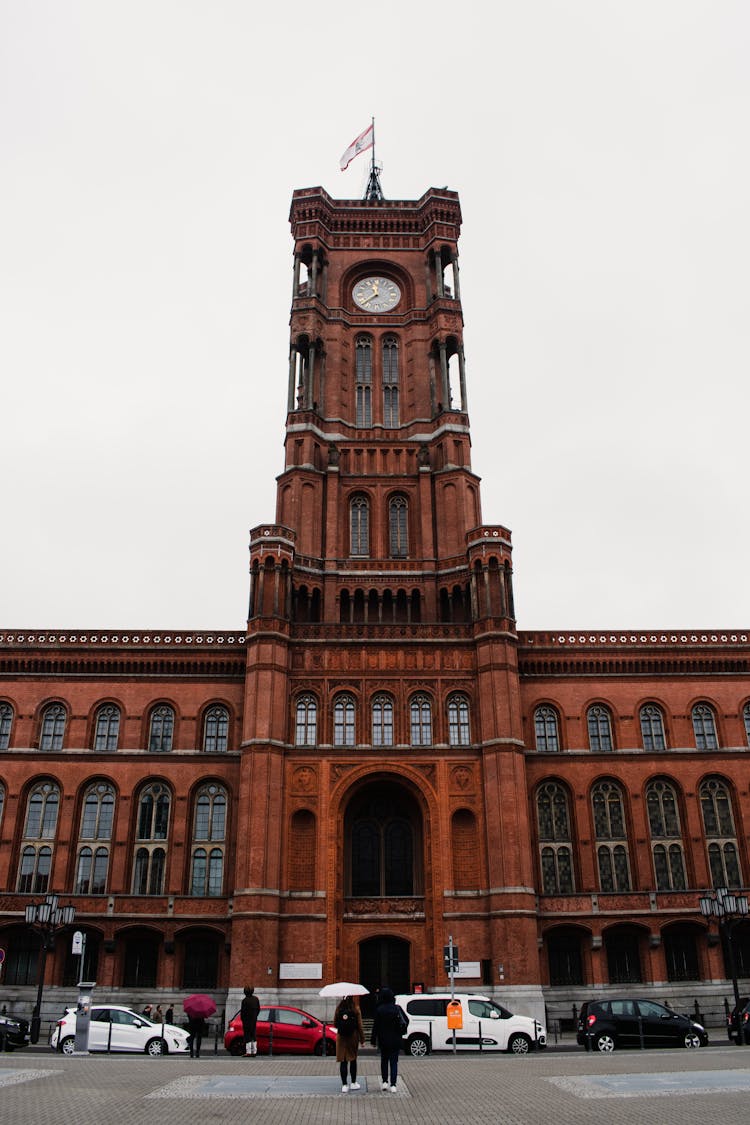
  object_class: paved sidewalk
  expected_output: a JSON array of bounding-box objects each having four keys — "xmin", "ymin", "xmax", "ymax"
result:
[{"xmin": 2, "ymin": 1044, "xmax": 750, "ymax": 1125}]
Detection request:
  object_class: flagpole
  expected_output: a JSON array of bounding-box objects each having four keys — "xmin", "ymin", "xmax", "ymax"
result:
[{"xmin": 371, "ymin": 115, "xmax": 376, "ymax": 181}]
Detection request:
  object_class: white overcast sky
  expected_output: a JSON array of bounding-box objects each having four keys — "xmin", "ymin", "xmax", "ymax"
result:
[{"xmin": 1, "ymin": 1, "xmax": 749, "ymax": 632}]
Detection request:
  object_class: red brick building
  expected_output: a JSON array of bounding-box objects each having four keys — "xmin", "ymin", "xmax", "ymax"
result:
[{"xmin": 1, "ymin": 181, "xmax": 749, "ymax": 1031}]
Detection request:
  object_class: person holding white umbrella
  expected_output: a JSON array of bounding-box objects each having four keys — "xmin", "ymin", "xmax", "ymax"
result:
[{"xmin": 319, "ymin": 983, "xmax": 368, "ymax": 1094}]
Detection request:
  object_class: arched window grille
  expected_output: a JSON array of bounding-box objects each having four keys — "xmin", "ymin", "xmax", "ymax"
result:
[
  {"xmin": 700, "ymin": 777, "xmax": 742, "ymax": 888},
  {"xmin": 382, "ymin": 335, "xmax": 399, "ymax": 427},
  {"xmin": 0, "ymin": 702, "xmax": 13, "ymax": 750},
  {"xmin": 190, "ymin": 784, "xmax": 227, "ymax": 896},
  {"xmin": 372, "ymin": 694, "xmax": 394, "ymax": 746},
  {"xmin": 40, "ymin": 703, "xmax": 66, "ymax": 750},
  {"xmin": 148, "ymin": 705, "xmax": 174, "ymax": 752},
  {"xmin": 93, "ymin": 704, "xmax": 120, "ymax": 751},
  {"xmin": 410, "ymin": 694, "xmax": 432, "ymax": 746},
  {"xmin": 447, "ymin": 694, "xmax": 471, "ymax": 746},
  {"xmin": 355, "ymin": 335, "xmax": 372, "ymax": 426},
  {"xmin": 350, "ymin": 495, "xmax": 369, "ymax": 556},
  {"xmin": 640, "ymin": 704, "xmax": 666, "ymax": 751},
  {"xmin": 334, "ymin": 694, "xmax": 356, "ymax": 747},
  {"xmin": 295, "ymin": 695, "xmax": 318, "ymax": 746},
  {"xmin": 536, "ymin": 781, "xmax": 574, "ymax": 893},
  {"xmin": 592, "ymin": 780, "xmax": 630, "ymax": 891},
  {"xmin": 692, "ymin": 704, "xmax": 718, "ymax": 750},
  {"xmin": 203, "ymin": 705, "xmax": 229, "ymax": 752},
  {"xmin": 646, "ymin": 779, "xmax": 686, "ymax": 890},
  {"xmin": 534, "ymin": 705, "xmax": 560, "ymax": 752},
  {"xmin": 389, "ymin": 496, "xmax": 408, "ymax": 558},
  {"xmin": 587, "ymin": 705, "xmax": 613, "ymax": 751}
]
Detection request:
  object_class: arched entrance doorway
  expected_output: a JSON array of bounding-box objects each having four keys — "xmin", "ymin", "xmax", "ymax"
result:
[{"xmin": 359, "ymin": 937, "xmax": 411, "ymax": 1017}]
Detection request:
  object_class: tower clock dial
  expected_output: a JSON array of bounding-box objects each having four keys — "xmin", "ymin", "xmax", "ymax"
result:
[{"xmin": 352, "ymin": 276, "xmax": 401, "ymax": 313}]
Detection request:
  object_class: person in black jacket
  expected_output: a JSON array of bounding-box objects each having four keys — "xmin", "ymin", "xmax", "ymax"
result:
[
  {"xmin": 241, "ymin": 985, "xmax": 260, "ymax": 1056},
  {"xmin": 370, "ymin": 987, "xmax": 408, "ymax": 1093}
]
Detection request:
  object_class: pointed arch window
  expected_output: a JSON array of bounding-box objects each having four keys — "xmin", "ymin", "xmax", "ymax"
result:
[
  {"xmin": 17, "ymin": 781, "xmax": 59, "ymax": 893},
  {"xmin": 640, "ymin": 704, "xmax": 666, "ymax": 750},
  {"xmin": 148, "ymin": 705, "xmax": 174, "ymax": 752},
  {"xmin": 382, "ymin": 335, "xmax": 399, "ymax": 427},
  {"xmin": 410, "ymin": 694, "xmax": 432, "ymax": 746},
  {"xmin": 0, "ymin": 783, "xmax": 4, "ymax": 828},
  {"xmin": 587, "ymin": 705, "xmax": 613, "ymax": 751},
  {"xmin": 93, "ymin": 704, "xmax": 120, "ymax": 751},
  {"xmin": 355, "ymin": 335, "xmax": 372, "ymax": 427},
  {"xmin": 350, "ymin": 495, "xmax": 369, "ymax": 556},
  {"xmin": 334, "ymin": 694, "xmax": 356, "ymax": 747},
  {"xmin": 692, "ymin": 704, "xmax": 718, "ymax": 750},
  {"xmin": 295, "ymin": 694, "xmax": 318, "ymax": 746},
  {"xmin": 203, "ymin": 705, "xmax": 229, "ymax": 753},
  {"xmin": 75, "ymin": 782, "xmax": 114, "ymax": 894},
  {"xmin": 534, "ymin": 705, "xmax": 560, "ymax": 752},
  {"xmin": 190, "ymin": 783, "xmax": 227, "ymax": 896},
  {"xmin": 40, "ymin": 703, "xmax": 66, "ymax": 750},
  {"xmin": 592, "ymin": 780, "xmax": 630, "ymax": 891},
  {"xmin": 0, "ymin": 702, "xmax": 13, "ymax": 749},
  {"xmin": 700, "ymin": 777, "xmax": 742, "ymax": 888},
  {"xmin": 389, "ymin": 495, "xmax": 408, "ymax": 558},
  {"xmin": 372, "ymin": 694, "xmax": 394, "ymax": 746},
  {"xmin": 744, "ymin": 703, "xmax": 750, "ymax": 747},
  {"xmin": 447, "ymin": 694, "xmax": 471, "ymax": 746},
  {"xmin": 133, "ymin": 782, "xmax": 170, "ymax": 895},
  {"xmin": 536, "ymin": 781, "xmax": 574, "ymax": 893},
  {"xmin": 646, "ymin": 779, "xmax": 686, "ymax": 890}
]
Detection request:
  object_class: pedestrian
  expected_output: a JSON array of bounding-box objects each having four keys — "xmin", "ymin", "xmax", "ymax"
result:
[
  {"xmin": 241, "ymin": 985, "xmax": 260, "ymax": 1056},
  {"xmin": 186, "ymin": 1013, "xmax": 207, "ymax": 1058},
  {"xmin": 334, "ymin": 995, "xmax": 364, "ymax": 1093},
  {"xmin": 141, "ymin": 1003, "xmax": 153, "ymax": 1019},
  {"xmin": 371, "ymin": 987, "xmax": 408, "ymax": 1093},
  {"xmin": 154, "ymin": 1004, "xmax": 164, "ymax": 1024},
  {"xmin": 165, "ymin": 1005, "xmax": 174, "ymax": 1025}
]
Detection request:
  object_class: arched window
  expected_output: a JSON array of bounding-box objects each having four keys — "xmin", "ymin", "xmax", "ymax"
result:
[
  {"xmin": 640, "ymin": 704, "xmax": 666, "ymax": 751},
  {"xmin": 334, "ymin": 694, "xmax": 356, "ymax": 747},
  {"xmin": 0, "ymin": 783, "xmax": 4, "ymax": 828},
  {"xmin": 447, "ymin": 694, "xmax": 471, "ymax": 746},
  {"xmin": 592, "ymin": 780, "xmax": 630, "ymax": 891},
  {"xmin": 700, "ymin": 777, "xmax": 742, "ymax": 888},
  {"xmin": 536, "ymin": 781, "xmax": 575, "ymax": 893},
  {"xmin": 587, "ymin": 705, "xmax": 613, "ymax": 751},
  {"xmin": 0, "ymin": 702, "xmax": 13, "ymax": 749},
  {"xmin": 133, "ymin": 782, "xmax": 170, "ymax": 895},
  {"xmin": 93, "ymin": 704, "xmax": 120, "ymax": 751},
  {"xmin": 388, "ymin": 495, "xmax": 408, "ymax": 558},
  {"xmin": 348, "ymin": 784, "xmax": 419, "ymax": 897},
  {"xmin": 371, "ymin": 694, "xmax": 394, "ymax": 747},
  {"xmin": 382, "ymin": 335, "xmax": 399, "ymax": 427},
  {"xmin": 350, "ymin": 495, "xmax": 369, "ymax": 556},
  {"xmin": 148, "ymin": 705, "xmax": 174, "ymax": 752},
  {"xmin": 295, "ymin": 695, "xmax": 318, "ymax": 746},
  {"xmin": 39, "ymin": 703, "xmax": 66, "ymax": 750},
  {"xmin": 646, "ymin": 779, "xmax": 686, "ymax": 890},
  {"xmin": 744, "ymin": 703, "xmax": 750, "ymax": 747},
  {"xmin": 190, "ymin": 784, "xmax": 227, "ymax": 896},
  {"xmin": 534, "ymin": 705, "xmax": 560, "ymax": 752},
  {"xmin": 17, "ymin": 781, "xmax": 59, "ymax": 893},
  {"xmin": 692, "ymin": 704, "xmax": 718, "ymax": 750},
  {"xmin": 203, "ymin": 705, "xmax": 229, "ymax": 753},
  {"xmin": 410, "ymin": 694, "xmax": 432, "ymax": 746},
  {"xmin": 355, "ymin": 335, "xmax": 372, "ymax": 426}
]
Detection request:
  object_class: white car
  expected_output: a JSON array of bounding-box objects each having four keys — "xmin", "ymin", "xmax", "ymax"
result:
[
  {"xmin": 394, "ymin": 993, "xmax": 547, "ymax": 1056},
  {"xmin": 50, "ymin": 1005, "xmax": 190, "ymax": 1056}
]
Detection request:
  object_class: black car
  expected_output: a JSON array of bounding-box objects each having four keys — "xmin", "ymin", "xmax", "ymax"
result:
[
  {"xmin": 576, "ymin": 998, "xmax": 708, "ymax": 1052},
  {"xmin": 0, "ymin": 1012, "xmax": 31, "ymax": 1052},
  {"xmin": 727, "ymin": 997, "xmax": 750, "ymax": 1044}
]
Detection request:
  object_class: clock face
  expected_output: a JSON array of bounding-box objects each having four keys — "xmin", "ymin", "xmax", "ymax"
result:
[{"xmin": 352, "ymin": 276, "xmax": 401, "ymax": 313}]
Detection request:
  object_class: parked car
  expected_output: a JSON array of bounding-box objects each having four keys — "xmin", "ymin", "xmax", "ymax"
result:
[
  {"xmin": 0, "ymin": 1012, "xmax": 31, "ymax": 1052},
  {"xmin": 394, "ymin": 993, "xmax": 547, "ymax": 1056},
  {"xmin": 50, "ymin": 1005, "xmax": 190, "ymax": 1055},
  {"xmin": 576, "ymin": 998, "xmax": 708, "ymax": 1051},
  {"xmin": 727, "ymin": 997, "xmax": 750, "ymax": 1044},
  {"xmin": 224, "ymin": 1004, "xmax": 336, "ymax": 1056}
]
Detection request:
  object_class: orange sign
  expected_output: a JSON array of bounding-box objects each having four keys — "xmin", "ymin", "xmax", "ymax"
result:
[{"xmin": 446, "ymin": 1000, "xmax": 463, "ymax": 1029}]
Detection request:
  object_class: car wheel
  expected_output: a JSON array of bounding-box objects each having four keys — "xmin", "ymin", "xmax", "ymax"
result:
[
  {"xmin": 228, "ymin": 1039, "xmax": 245, "ymax": 1057},
  {"xmin": 507, "ymin": 1033, "xmax": 531, "ymax": 1055},
  {"xmin": 594, "ymin": 1033, "xmax": 616, "ymax": 1052},
  {"xmin": 407, "ymin": 1034, "xmax": 430, "ymax": 1057},
  {"xmin": 683, "ymin": 1032, "xmax": 701, "ymax": 1049},
  {"xmin": 146, "ymin": 1037, "xmax": 165, "ymax": 1056},
  {"xmin": 60, "ymin": 1036, "xmax": 76, "ymax": 1056}
]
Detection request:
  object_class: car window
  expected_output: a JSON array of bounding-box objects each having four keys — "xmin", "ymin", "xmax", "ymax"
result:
[
  {"xmin": 111, "ymin": 1009, "xmax": 139, "ymax": 1026},
  {"xmin": 611, "ymin": 1000, "xmax": 636, "ymax": 1017},
  {"xmin": 91, "ymin": 1008, "xmax": 110, "ymax": 1022},
  {"xmin": 468, "ymin": 999, "xmax": 500, "ymax": 1019},
  {"xmin": 636, "ymin": 1001, "xmax": 668, "ymax": 1019},
  {"xmin": 405, "ymin": 998, "xmax": 448, "ymax": 1017},
  {"xmin": 275, "ymin": 1009, "xmax": 307, "ymax": 1026},
  {"xmin": 258, "ymin": 1008, "xmax": 272, "ymax": 1022}
]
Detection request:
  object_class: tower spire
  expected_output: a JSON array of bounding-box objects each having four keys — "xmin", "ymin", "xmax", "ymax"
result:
[{"xmin": 364, "ymin": 117, "xmax": 384, "ymax": 200}]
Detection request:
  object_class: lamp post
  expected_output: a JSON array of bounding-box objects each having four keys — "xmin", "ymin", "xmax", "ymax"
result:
[
  {"xmin": 25, "ymin": 893, "xmax": 76, "ymax": 1044},
  {"xmin": 699, "ymin": 886, "xmax": 749, "ymax": 1008}
]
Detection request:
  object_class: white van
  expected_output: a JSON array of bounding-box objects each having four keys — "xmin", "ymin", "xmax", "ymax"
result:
[{"xmin": 394, "ymin": 993, "xmax": 546, "ymax": 1056}]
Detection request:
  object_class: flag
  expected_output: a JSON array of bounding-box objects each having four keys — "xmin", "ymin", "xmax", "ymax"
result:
[{"xmin": 340, "ymin": 124, "xmax": 374, "ymax": 171}]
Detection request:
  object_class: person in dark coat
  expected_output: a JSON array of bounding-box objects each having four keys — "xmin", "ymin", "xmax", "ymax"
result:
[
  {"xmin": 334, "ymin": 996, "xmax": 364, "ymax": 1092},
  {"xmin": 165, "ymin": 1005, "xmax": 174, "ymax": 1025},
  {"xmin": 186, "ymin": 1014, "xmax": 207, "ymax": 1058},
  {"xmin": 241, "ymin": 985, "xmax": 260, "ymax": 1056},
  {"xmin": 371, "ymin": 987, "xmax": 407, "ymax": 1092}
]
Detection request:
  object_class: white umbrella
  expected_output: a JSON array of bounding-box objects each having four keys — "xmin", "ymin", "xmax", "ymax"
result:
[{"xmin": 319, "ymin": 982, "xmax": 369, "ymax": 997}]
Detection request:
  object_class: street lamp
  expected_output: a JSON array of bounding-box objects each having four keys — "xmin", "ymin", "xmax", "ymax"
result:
[
  {"xmin": 699, "ymin": 886, "xmax": 749, "ymax": 1008},
  {"xmin": 25, "ymin": 893, "xmax": 75, "ymax": 1043}
]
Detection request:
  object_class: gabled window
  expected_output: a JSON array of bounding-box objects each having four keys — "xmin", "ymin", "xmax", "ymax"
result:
[
  {"xmin": 350, "ymin": 495, "xmax": 369, "ymax": 556},
  {"xmin": 388, "ymin": 496, "xmax": 408, "ymax": 558},
  {"xmin": 295, "ymin": 695, "xmax": 318, "ymax": 746},
  {"xmin": 203, "ymin": 705, "xmax": 229, "ymax": 753},
  {"xmin": 148, "ymin": 705, "xmax": 174, "ymax": 752},
  {"xmin": 0, "ymin": 702, "xmax": 13, "ymax": 750},
  {"xmin": 371, "ymin": 694, "xmax": 394, "ymax": 747},
  {"xmin": 534, "ymin": 705, "xmax": 560, "ymax": 752},
  {"xmin": 75, "ymin": 782, "xmax": 115, "ymax": 894},
  {"xmin": 587, "ymin": 705, "xmax": 613, "ymax": 751},
  {"xmin": 355, "ymin": 335, "xmax": 372, "ymax": 427},
  {"xmin": 334, "ymin": 694, "xmax": 356, "ymax": 747},
  {"xmin": 190, "ymin": 784, "xmax": 227, "ymax": 896},
  {"xmin": 410, "ymin": 694, "xmax": 433, "ymax": 746},
  {"xmin": 17, "ymin": 781, "xmax": 60, "ymax": 893},
  {"xmin": 700, "ymin": 777, "xmax": 741, "ymax": 888},
  {"xmin": 640, "ymin": 704, "xmax": 666, "ymax": 751},
  {"xmin": 447, "ymin": 694, "xmax": 471, "ymax": 746},
  {"xmin": 133, "ymin": 782, "xmax": 170, "ymax": 895},
  {"xmin": 692, "ymin": 704, "xmax": 718, "ymax": 750},
  {"xmin": 537, "ymin": 781, "xmax": 574, "ymax": 893},
  {"xmin": 592, "ymin": 780, "xmax": 630, "ymax": 891},
  {"xmin": 646, "ymin": 779, "xmax": 686, "ymax": 890},
  {"xmin": 93, "ymin": 704, "xmax": 120, "ymax": 751},
  {"xmin": 40, "ymin": 703, "xmax": 66, "ymax": 750},
  {"xmin": 382, "ymin": 335, "xmax": 399, "ymax": 427}
]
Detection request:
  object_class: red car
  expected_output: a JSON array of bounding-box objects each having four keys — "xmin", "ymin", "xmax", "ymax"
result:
[{"xmin": 224, "ymin": 1005, "xmax": 337, "ymax": 1056}]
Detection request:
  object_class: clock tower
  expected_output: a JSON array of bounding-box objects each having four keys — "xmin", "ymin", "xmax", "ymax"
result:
[{"xmin": 236, "ymin": 183, "xmax": 542, "ymax": 1017}]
